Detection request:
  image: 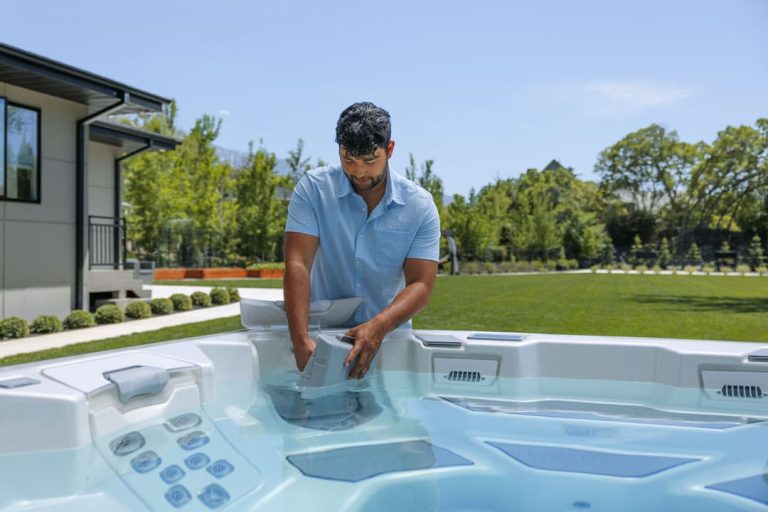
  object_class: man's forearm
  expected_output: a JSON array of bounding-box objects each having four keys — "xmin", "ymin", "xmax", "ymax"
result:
[
  {"xmin": 283, "ymin": 261, "xmax": 312, "ymax": 348},
  {"xmin": 369, "ymin": 280, "xmax": 432, "ymax": 334}
]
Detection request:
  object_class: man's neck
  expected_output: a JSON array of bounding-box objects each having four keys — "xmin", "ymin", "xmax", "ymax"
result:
[{"xmin": 358, "ymin": 175, "xmax": 387, "ymax": 215}]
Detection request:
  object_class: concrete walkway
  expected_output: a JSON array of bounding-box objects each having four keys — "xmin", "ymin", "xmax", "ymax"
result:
[{"xmin": 0, "ymin": 285, "xmax": 283, "ymax": 359}]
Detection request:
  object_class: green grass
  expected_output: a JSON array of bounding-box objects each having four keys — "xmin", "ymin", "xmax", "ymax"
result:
[
  {"xmin": 415, "ymin": 274, "xmax": 768, "ymax": 342},
  {"xmin": 155, "ymin": 279, "xmax": 283, "ymax": 288},
  {"xmin": 4, "ymin": 274, "xmax": 768, "ymax": 367}
]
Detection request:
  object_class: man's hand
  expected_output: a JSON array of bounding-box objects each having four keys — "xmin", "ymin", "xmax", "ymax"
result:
[
  {"xmin": 293, "ymin": 336, "xmax": 317, "ymax": 372},
  {"xmin": 343, "ymin": 319, "xmax": 387, "ymax": 379}
]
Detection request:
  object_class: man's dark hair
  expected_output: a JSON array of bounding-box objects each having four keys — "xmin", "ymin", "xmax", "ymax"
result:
[{"xmin": 335, "ymin": 102, "xmax": 391, "ymax": 157}]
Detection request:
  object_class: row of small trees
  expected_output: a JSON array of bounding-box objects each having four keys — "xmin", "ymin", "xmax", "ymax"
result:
[{"xmin": 123, "ymin": 106, "xmax": 768, "ymax": 268}]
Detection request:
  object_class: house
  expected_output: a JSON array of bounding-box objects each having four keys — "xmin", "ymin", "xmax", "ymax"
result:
[{"xmin": 0, "ymin": 42, "xmax": 179, "ymax": 321}]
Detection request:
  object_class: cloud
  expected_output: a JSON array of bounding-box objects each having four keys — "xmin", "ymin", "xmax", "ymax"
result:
[
  {"xmin": 218, "ymin": 109, "xmax": 230, "ymax": 117},
  {"xmin": 535, "ymin": 80, "xmax": 694, "ymax": 118}
]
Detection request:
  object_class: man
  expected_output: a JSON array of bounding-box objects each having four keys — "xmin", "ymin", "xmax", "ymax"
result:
[{"xmin": 283, "ymin": 101, "xmax": 440, "ymax": 379}]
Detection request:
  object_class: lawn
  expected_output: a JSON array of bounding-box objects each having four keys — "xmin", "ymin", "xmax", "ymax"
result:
[
  {"xmin": 3, "ymin": 273, "xmax": 767, "ymax": 366},
  {"xmin": 416, "ymin": 274, "xmax": 768, "ymax": 342}
]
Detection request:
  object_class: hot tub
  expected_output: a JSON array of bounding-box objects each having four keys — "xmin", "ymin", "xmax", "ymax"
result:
[{"xmin": 1, "ymin": 303, "xmax": 768, "ymax": 511}]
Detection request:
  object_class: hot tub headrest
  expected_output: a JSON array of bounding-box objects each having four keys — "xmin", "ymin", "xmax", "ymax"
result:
[{"xmin": 103, "ymin": 365, "xmax": 169, "ymax": 404}]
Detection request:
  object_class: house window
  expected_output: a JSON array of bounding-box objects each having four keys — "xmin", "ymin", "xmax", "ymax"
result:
[
  {"xmin": 0, "ymin": 98, "xmax": 5, "ymax": 197},
  {"xmin": 1, "ymin": 100, "xmax": 40, "ymax": 203},
  {"xmin": 6, "ymin": 103, "xmax": 40, "ymax": 202}
]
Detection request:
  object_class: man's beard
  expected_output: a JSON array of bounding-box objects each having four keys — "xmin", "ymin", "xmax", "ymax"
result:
[{"xmin": 349, "ymin": 163, "xmax": 388, "ymax": 193}]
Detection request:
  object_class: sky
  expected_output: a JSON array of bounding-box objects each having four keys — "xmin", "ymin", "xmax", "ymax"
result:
[{"xmin": 3, "ymin": 0, "xmax": 767, "ymax": 196}]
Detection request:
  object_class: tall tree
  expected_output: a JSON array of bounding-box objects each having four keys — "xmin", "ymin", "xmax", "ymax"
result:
[
  {"xmin": 286, "ymin": 138, "xmax": 312, "ymax": 186},
  {"xmin": 236, "ymin": 147, "xmax": 285, "ymax": 262},
  {"xmin": 595, "ymin": 124, "xmax": 700, "ymax": 241},
  {"xmin": 406, "ymin": 153, "xmax": 445, "ymax": 222}
]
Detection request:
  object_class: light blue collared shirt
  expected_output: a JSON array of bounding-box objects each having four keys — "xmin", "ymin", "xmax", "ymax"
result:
[{"xmin": 285, "ymin": 165, "xmax": 440, "ymax": 327}]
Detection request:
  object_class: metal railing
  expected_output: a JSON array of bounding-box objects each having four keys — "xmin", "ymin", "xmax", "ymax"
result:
[{"xmin": 89, "ymin": 216, "xmax": 126, "ymax": 269}]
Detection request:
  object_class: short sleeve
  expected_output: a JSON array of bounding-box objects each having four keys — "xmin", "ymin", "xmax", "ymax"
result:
[
  {"xmin": 406, "ymin": 201, "xmax": 441, "ymax": 261},
  {"xmin": 285, "ymin": 178, "xmax": 320, "ymax": 237}
]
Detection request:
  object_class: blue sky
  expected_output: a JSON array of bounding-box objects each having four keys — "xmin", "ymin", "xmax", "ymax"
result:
[{"xmin": 3, "ymin": 0, "xmax": 767, "ymax": 195}]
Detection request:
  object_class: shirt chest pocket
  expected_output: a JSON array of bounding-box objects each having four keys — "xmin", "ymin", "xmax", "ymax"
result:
[{"xmin": 373, "ymin": 230, "xmax": 411, "ymax": 268}]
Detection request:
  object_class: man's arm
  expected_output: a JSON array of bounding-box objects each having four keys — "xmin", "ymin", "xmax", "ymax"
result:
[
  {"xmin": 284, "ymin": 231, "xmax": 319, "ymax": 371},
  {"xmin": 343, "ymin": 257, "xmax": 438, "ymax": 378}
]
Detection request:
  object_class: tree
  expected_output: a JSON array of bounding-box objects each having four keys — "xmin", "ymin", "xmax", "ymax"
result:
[
  {"xmin": 595, "ymin": 124, "xmax": 700, "ymax": 243},
  {"xmin": 445, "ymin": 189, "xmax": 495, "ymax": 261},
  {"xmin": 175, "ymin": 115, "xmax": 238, "ymax": 265},
  {"xmin": 658, "ymin": 238, "xmax": 671, "ymax": 269},
  {"xmin": 748, "ymin": 235, "xmax": 764, "ymax": 270},
  {"xmin": 286, "ymin": 138, "xmax": 312, "ymax": 186},
  {"xmin": 686, "ymin": 120, "xmax": 768, "ymax": 238},
  {"xmin": 686, "ymin": 242, "xmax": 702, "ymax": 265},
  {"xmin": 406, "ymin": 154, "xmax": 445, "ymax": 222},
  {"xmin": 236, "ymin": 147, "xmax": 285, "ymax": 261},
  {"xmin": 629, "ymin": 235, "xmax": 643, "ymax": 267}
]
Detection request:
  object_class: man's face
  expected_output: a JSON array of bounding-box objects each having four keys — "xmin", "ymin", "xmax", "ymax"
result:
[{"xmin": 339, "ymin": 141, "xmax": 394, "ymax": 194}]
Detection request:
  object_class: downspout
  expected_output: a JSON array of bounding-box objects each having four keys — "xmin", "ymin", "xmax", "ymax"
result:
[
  {"xmin": 75, "ymin": 93, "xmax": 129, "ymax": 310},
  {"xmin": 113, "ymin": 141, "xmax": 152, "ymax": 270}
]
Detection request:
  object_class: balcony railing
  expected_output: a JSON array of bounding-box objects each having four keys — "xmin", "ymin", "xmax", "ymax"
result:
[{"xmin": 89, "ymin": 216, "xmax": 126, "ymax": 269}]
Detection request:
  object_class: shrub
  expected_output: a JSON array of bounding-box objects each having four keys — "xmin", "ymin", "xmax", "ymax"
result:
[
  {"xmin": 651, "ymin": 265, "xmax": 662, "ymax": 274},
  {"xmin": 170, "ymin": 293, "xmax": 193, "ymax": 312},
  {"xmin": 757, "ymin": 266, "xmax": 768, "ymax": 276},
  {"xmin": 482, "ymin": 262, "xmax": 497, "ymax": 274},
  {"xmin": 150, "ymin": 298, "xmax": 174, "ymax": 315},
  {"xmin": 30, "ymin": 315, "xmax": 63, "ymax": 334},
  {"xmin": 636, "ymin": 265, "xmax": 648, "ymax": 274},
  {"xmin": 247, "ymin": 262, "xmax": 285, "ymax": 271},
  {"xmin": 532, "ymin": 260, "xmax": 546, "ymax": 272},
  {"xmin": 226, "ymin": 287, "xmax": 240, "ymax": 303},
  {"xmin": 0, "ymin": 316, "xmax": 30, "ymax": 339},
  {"xmin": 95, "ymin": 304, "xmax": 124, "ymax": 324},
  {"xmin": 210, "ymin": 287, "xmax": 231, "ymax": 305},
  {"xmin": 736, "ymin": 264, "xmax": 752, "ymax": 275},
  {"xmin": 683, "ymin": 265, "xmax": 698, "ymax": 275},
  {"xmin": 702, "ymin": 264, "xmax": 715, "ymax": 275},
  {"xmin": 497, "ymin": 261, "xmax": 515, "ymax": 273},
  {"xmin": 462, "ymin": 262, "xmax": 481, "ymax": 275},
  {"xmin": 63, "ymin": 310, "xmax": 95, "ymax": 330},
  {"xmin": 191, "ymin": 291, "xmax": 212, "ymax": 307},
  {"xmin": 125, "ymin": 301, "xmax": 152, "ymax": 319}
]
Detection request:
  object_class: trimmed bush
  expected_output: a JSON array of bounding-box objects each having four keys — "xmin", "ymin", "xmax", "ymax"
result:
[
  {"xmin": 31, "ymin": 315, "xmax": 63, "ymax": 334},
  {"xmin": 170, "ymin": 293, "xmax": 193, "ymax": 312},
  {"xmin": 0, "ymin": 316, "xmax": 30, "ymax": 339},
  {"xmin": 125, "ymin": 301, "xmax": 152, "ymax": 319},
  {"xmin": 736, "ymin": 264, "xmax": 752, "ymax": 275},
  {"xmin": 462, "ymin": 262, "xmax": 481, "ymax": 275},
  {"xmin": 63, "ymin": 310, "xmax": 95, "ymax": 330},
  {"xmin": 481, "ymin": 262, "xmax": 497, "ymax": 274},
  {"xmin": 95, "ymin": 304, "xmax": 124, "ymax": 325},
  {"xmin": 150, "ymin": 298, "xmax": 174, "ymax": 315},
  {"xmin": 498, "ymin": 261, "xmax": 515, "ymax": 273},
  {"xmin": 191, "ymin": 291, "xmax": 212, "ymax": 308},
  {"xmin": 226, "ymin": 287, "xmax": 240, "ymax": 303},
  {"xmin": 210, "ymin": 287, "xmax": 231, "ymax": 305}
]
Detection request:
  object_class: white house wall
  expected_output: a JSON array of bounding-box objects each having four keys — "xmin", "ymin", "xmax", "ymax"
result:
[{"xmin": 0, "ymin": 83, "xmax": 88, "ymax": 321}]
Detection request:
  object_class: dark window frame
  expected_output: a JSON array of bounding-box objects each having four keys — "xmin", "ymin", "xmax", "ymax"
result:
[{"xmin": 1, "ymin": 99, "xmax": 42, "ymax": 204}]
